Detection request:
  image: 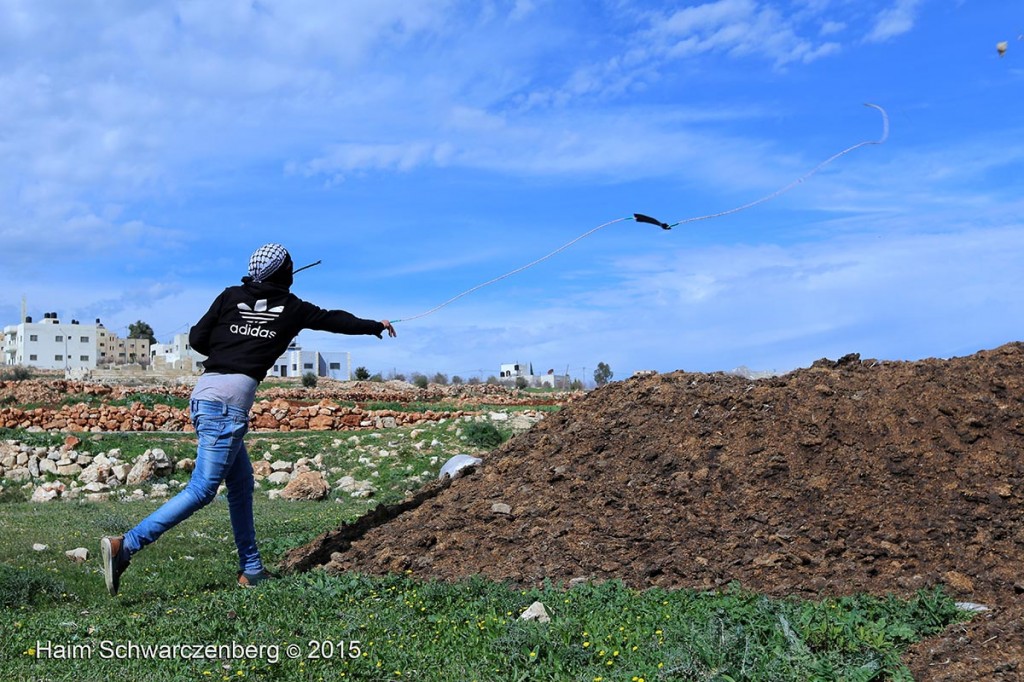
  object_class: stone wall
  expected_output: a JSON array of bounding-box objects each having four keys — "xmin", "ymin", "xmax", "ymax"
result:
[{"xmin": 0, "ymin": 399, "xmax": 477, "ymax": 433}]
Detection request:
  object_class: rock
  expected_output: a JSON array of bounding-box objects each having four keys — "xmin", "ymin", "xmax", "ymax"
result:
[
  {"xmin": 252, "ymin": 460, "xmax": 272, "ymax": 479},
  {"xmin": 270, "ymin": 460, "xmax": 293, "ymax": 472},
  {"xmin": 79, "ymin": 462, "xmax": 112, "ymax": 485},
  {"xmin": 268, "ymin": 489, "xmax": 283, "ymax": 500},
  {"xmin": 56, "ymin": 461, "xmax": 82, "ymax": 477},
  {"xmin": 38, "ymin": 459, "xmax": 57, "ymax": 475},
  {"xmin": 126, "ymin": 449, "xmax": 172, "ymax": 484},
  {"xmin": 309, "ymin": 414, "xmax": 335, "ymax": 430},
  {"xmin": 150, "ymin": 448, "xmax": 174, "ymax": 475},
  {"xmin": 177, "ymin": 458, "xmax": 196, "ymax": 473},
  {"xmin": 280, "ymin": 472, "xmax": 330, "ymax": 501},
  {"xmin": 267, "ymin": 471, "xmax": 293, "ymax": 485},
  {"xmin": 491, "ymin": 502, "xmax": 512, "ymax": 515},
  {"xmin": 110, "ymin": 463, "xmax": 129, "ymax": 483},
  {"xmin": 32, "ymin": 543, "xmax": 48, "ymax": 551},
  {"xmin": 126, "ymin": 455, "xmax": 156, "ymax": 484},
  {"xmin": 82, "ymin": 481, "xmax": 109, "ymax": 493},
  {"xmin": 65, "ymin": 547, "xmax": 89, "ymax": 563},
  {"xmin": 519, "ymin": 601, "xmax": 551, "ymax": 623},
  {"xmin": 62, "ymin": 435, "xmax": 82, "ymax": 451},
  {"xmin": 31, "ymin": 481, "xmax": 65, "ymax": 502},
  {"xmin": 6, "ymin": 464, "xmax": 31, "ymax": 481}
]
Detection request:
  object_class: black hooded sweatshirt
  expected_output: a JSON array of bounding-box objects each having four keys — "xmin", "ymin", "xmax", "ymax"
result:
[{"xmin": 189, "ymin": 278, "xmax": 385, "ymax": 382}]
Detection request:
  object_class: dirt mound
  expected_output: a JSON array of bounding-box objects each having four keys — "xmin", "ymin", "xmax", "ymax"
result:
[{"xmin": 284, "ymin": 344, "xmax": 1024, "ymax": 681}]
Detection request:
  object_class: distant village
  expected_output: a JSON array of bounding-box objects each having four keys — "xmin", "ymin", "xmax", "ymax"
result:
[{"xmin": 2, "ymin": 310, "xmax": 573, "ymax": 387}]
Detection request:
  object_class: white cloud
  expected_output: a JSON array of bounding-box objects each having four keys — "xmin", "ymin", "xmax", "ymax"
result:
[
  {"xmin": 650, "ymin": 0, "xmax": 841, "ymax": 67},
  {"xmin": 865, "ymin": 0, "xmax": 923, "ymax": 42}
]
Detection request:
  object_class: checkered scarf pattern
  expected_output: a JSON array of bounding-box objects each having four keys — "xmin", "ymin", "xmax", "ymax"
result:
[{"xmin": 248, "ymin": 244, "xmax": 289, "ymax": 283}]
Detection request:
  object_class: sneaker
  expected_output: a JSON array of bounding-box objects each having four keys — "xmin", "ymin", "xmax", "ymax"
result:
[
  {"xmin": 237, "ymin": 569, "xmax": 277, "ymax": 588},
  {"xmin": 100, "ymin": 536, "xmax": 131, "ymax": 596}
]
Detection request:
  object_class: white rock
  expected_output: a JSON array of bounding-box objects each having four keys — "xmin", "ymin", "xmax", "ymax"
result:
[
  {"xmin": 31, "ymin": 481, "xmax": 65, "ymax": 503},
  {"xmin": 270, "ymin": 460, "xmax": 293, "ymax": 472},
  {"xmin": 491, "ymin": 503, "xmax": 512, "ymax": 515},
  {"xmin": 65, "ymin": 547, "xmax": 89, "ymax": 563},
  {"xmin": 32, "ymin": 543, "xmax": 48, "ymax": 551},
  {"xmin": 519, "ymin": 601, "xmax": 551, "ymax": 623},
  {"xmin": 267, "ymin": 471, "xmax": 292, "ymax": 485},
  {"xmin": 111, "ymin": 464, "xmax": 129, "ymax": 483}
]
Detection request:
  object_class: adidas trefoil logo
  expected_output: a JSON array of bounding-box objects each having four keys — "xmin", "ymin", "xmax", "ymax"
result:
[
  {"xmin": 232, "ymin": 299, "xmax": 284, "ymax": 339},
  {"xmin": 237, "ymin": 299, "xmax": 284, "ymax": 324}
]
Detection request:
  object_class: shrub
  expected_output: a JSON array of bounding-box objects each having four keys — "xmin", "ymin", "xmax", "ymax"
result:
[
  {"xmin": 412, "ymin": 373, "xmax": 429, "ymax": 390},
  {"xmin": 462, "ymin": 421, "xmax": 506, "ymax": 448},
  {"xmin": 354, "ymin": 366, "xmax": 371, "ymax": 381},
  {"xmin": 0, "ymin": 365, "xmax": 31, "ymax": 381},
  {"xmin": 302, "ymin": 372, "xmax": 318, "ymax": 388}
]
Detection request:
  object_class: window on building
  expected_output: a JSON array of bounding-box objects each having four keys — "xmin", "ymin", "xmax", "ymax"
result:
[
  {"xmin": 80, "ymin": 355, "xmax": 89, "ymax": 362},
  {"xmin": 55, "ymin": 335, "xmax": 63, "ymax": 342},
  {"xmin": 80, "ymin": 336, "xmax": 89, "ymax": 343},
  {"xmin": 55, "ymin": 354, "xmax": 63, "ymax": 361},
  {"xmin": 303, "ymin": 363, "xmax": 313, "ymax": 369},
  {"xmin": 329, "ymin": 362, "xmax": 341, "ymax": 370},
  {"xmin": 292, "ymin": 364, "xmax": 298, "ymax": 370},
  {"xmin": 30, "ymin": 334, "xmax": 38, "ymax": 341},
  {"xmin": 29, "ymin": 354, "xmax": 37, "ymax": 361}
]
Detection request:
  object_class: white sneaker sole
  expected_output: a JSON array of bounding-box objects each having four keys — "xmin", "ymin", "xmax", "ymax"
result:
[{"xmin": 100, "ymin": 537, "xmax": 118, "ymax": 596}]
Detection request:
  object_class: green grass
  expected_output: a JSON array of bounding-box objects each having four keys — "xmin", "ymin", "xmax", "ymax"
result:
[{"xmin": 0, "ymin": 425, "xmax": 970, "ymax": 681}]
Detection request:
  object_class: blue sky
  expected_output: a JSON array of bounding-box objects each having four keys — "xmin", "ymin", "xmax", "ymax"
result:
[{"xmin": 2, "ymin": 1, "xmax": 1022, "ymax": 382}]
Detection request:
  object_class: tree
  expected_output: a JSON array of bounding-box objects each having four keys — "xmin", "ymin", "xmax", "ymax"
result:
[
  {"xmin": 593, "ymin": 362, "xmax": 613, "ymax": 386},
  {"xmin": 354, "ymin": 366, "xmax": 371, "ymax": 381},
  {"xmin": 515, "ymin": 376, "xmax": 528, "ymax": 390},
  {"xmin": 412, "ymin": 373, "xmax": 429, "ymax": 389},
  {"xmin": 128, "ymin": 320, "xmax": 156, "ymax": 344},
  {"xmin": 451, "ymin": 375, "xmax": 464, "ymax": 386},
  {"xmin": 432, "ymin": 372, "xmax": 449, "ymax": 386}
]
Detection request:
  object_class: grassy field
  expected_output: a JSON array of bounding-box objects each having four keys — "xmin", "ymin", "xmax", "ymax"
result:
[{"xmin": 0, "ymin": 423, "xmax": 967, "ymax": 681}]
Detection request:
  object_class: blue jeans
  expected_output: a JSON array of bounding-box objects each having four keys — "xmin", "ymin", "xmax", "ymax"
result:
[{"xmin": 123, "ymin": 400, "xmax": 264, "ymax": 574}]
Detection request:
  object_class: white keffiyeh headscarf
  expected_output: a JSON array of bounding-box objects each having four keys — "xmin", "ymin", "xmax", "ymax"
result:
[{"xmin": 248, "ymin": 244, "xmax": 290, "ymax": 283}]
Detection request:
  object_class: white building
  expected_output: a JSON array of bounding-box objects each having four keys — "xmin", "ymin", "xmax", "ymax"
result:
[
  {"xmin": 498, "ymin": 361, "xmax": 569, "ymax": 388},
  {"xmin": 499, "ymin": 362, "xmax": 533, "ymax": 381},
  {"xmin": 150, "ymin": 333, "xmax": 206, "ymax": 373},
  {"xmin": 269, "ymin": 345, "xmax": 352, "ymax": 380},
  {"xmin": 3, "ymin": 313, "xmax": 99, "ymax": 371},
  {"xmin": 3, "ymin": 313, "xmax": 151, "ymax": 372}
]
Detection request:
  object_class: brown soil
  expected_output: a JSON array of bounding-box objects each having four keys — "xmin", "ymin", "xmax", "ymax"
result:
[{"xmin": 284, "ymin": 343, "xmax": 1024, "ymax": 681}]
